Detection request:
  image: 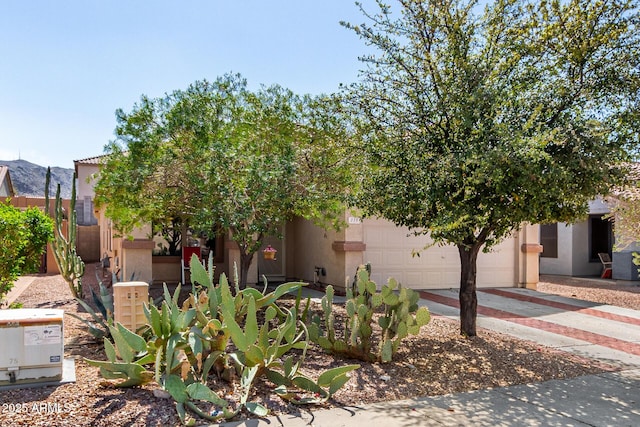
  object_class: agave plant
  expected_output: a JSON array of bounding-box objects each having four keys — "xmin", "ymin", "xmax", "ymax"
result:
[
  {"xmin": 68, "ymin": 271, "xmax": 115, "ymax": 339},
  {"xmin": 86, "ymin": 254, "xmax": 359, "ymax": 425}
]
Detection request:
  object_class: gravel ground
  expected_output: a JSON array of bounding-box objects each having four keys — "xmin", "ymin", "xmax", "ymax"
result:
[
  {"xmin": 0, "ymin": 265, "xmax": 629, "ymax": 426},
  {"xmin": 538, "ymin": 274, "xmax": 640, "ymax": 310}
]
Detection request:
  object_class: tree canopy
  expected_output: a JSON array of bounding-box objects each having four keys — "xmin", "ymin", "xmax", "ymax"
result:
[
  {"xmin": 94, "ymin": 74, "xmax": 352, "ymax": 287},
  {"xmin": 343, "ymin": 0, "xmax": 640, "ymax": 335}
]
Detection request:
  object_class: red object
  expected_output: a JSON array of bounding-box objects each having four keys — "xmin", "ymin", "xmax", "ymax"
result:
[
  {"xmin": 183, "ymin": 247, "xmax": 201, "ymax": 265},
  {"xmin": 602, "ymin": 268, "xmax": 612, "ymax": 279}
]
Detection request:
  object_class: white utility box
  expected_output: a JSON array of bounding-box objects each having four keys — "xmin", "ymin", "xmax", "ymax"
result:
[{"xmin": 0, "ymin": 309, "xmax": 64, "ymax": 386}]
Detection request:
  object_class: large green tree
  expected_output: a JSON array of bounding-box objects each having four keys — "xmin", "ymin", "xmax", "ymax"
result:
[
  {"xmin": 344, "ymin": 0, "xmax": 640, "ymax": 335},
  {"xmin": 95, "ymin": 74, "xmax": 351, "ymax": 288},
  {"xmin": 0, "ymin": 201, "xmax": 53, "ymax": 302}
]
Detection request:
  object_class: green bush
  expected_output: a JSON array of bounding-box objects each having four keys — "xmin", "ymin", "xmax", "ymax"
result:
[
  {"xmin": 0, "ymin": 201, "xmax": 53, "ymax": 302},
  {"xmin": 308, "ymin": 265, "xmax": 431, "ymax": 363}
]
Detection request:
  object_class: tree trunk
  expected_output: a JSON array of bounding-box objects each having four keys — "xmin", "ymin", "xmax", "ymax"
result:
[
  {"xmin": 180, "ymin": 222, "xmax": 188, "ymax": 252},
  {"xmin": 457, "ymin": 243, "xmax": 481, "ymax": 337},
  {"xmin": 238, "ymin": 250, "xmax": 253, "ymax": 290}
]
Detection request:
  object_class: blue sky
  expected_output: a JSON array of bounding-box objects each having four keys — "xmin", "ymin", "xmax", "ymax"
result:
[{"xmin": 0, "ymin": 1, "xmax": 377, "ymax": 168}]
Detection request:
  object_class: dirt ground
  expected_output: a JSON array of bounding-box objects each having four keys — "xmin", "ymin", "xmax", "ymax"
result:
[{"xmin": 0, "ymin": 265, "xmax": 632, "ymax": 426}]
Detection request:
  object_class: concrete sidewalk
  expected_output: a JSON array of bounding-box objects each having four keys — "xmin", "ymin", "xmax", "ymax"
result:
[
  {"xmin": 222, "ymin": 369, "xmax": 640, "ymax": 426},
  {"xmin": 1, "ymin": 275, "xmax": 36, "ymax": 307},
  {"xmin": 219, "ymin": 287, "xmax": 640, "ymax": 427}
]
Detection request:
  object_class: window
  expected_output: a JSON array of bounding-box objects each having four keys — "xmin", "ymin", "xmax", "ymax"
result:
[{"xmin": 540, "ymin": 223, "xmax": 558, "ymax": 258}]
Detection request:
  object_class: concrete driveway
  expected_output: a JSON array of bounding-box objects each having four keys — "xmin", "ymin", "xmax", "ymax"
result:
[{"xmin": 419, "ymin": 287, "xmax": 640, "ymax": 369}]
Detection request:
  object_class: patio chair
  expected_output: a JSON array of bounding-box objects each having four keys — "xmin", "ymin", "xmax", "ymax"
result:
[{"xmin": 598, "ymin": 253, "xmax": 612, "ymax": 279}]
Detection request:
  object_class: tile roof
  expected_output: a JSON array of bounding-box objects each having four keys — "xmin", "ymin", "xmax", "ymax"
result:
[{"xmin": 74, "ymin": 155, "xmax": 108, "ymax": 165}]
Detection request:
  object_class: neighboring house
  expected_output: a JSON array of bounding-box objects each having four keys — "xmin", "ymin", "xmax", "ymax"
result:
[
  {"xmin": 74, "ymin": 156, "xmax": 100, "ymax": 226},
  {"xmin": 0, "ymin": 166, "xmax": 15, "ymax": 197},
  {"xmin": 73, "ymin": 157, "xmax": 102, "ymax": 263},
  {"xmin": 2, "ymin": 160, "xmax": 101, "ymax": 271},
  {"xmin": 605, "ymin": 163, "xmax": 640, "ymax": 280},
  {"xmin": 80, "ymin": 154, "xmax": 541, "ymax": 289},
  {"xmin": 540, "ymin": 164, "xmax": 640, "ymax": 281},
  {"xmin": 539, "ymin": 198, "xmax": 613, "ymax": 277}
]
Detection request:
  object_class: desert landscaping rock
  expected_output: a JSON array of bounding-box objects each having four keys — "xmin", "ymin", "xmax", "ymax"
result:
[{"xmin": 0, "ymin": 264, "xmax": 630, "ymax": 426}]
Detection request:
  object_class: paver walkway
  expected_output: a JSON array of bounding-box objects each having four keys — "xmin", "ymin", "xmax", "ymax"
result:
[{"xmin": 419, "ymin": 287, "xmax": 640, "ymax": 369}]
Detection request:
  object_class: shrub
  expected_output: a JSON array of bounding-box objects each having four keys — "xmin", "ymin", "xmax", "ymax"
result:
[
  {"xmin": 0, "ymin": 201, "xmax": 53, "ymax": 302},
  {"xmin": 308, "ymin": 265, "xmax": 431, "ymax": 363}
]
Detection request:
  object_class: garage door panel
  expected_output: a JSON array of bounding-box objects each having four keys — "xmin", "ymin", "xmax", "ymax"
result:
[
  {"xmin": 369, "ymin": 272, "xmax": 386, "ymax": 286},
  {"xmin": 386, "ymin": 250, "xmax": 405, "ymax": 266},
  {"xmin": 407, "ymin": 254, "xmax": 426, "ymax": 265},
  {"xmin": 444, "ymin": 255, "xmax": 460, "ymax": 267},
  {"xmin": 406, "ymin": 271, "xmax": 423, "ymax": 285},
  {"xmin": 423, "ymin": 252, "xmax": 443, "ymax": 264},
  {"xmin": 366, "ymin": 250, "xmax": 383, "ymax": 267},
  {"xmin": 372, "ymin": 270, "xmax": 403, "ymax": 286},
  {"xmin": 367, "ymin": 228, "xmax": 385, "ymax": 244},
  {"xmin": 363, "ymin": 218, "xmax": 517, "ymax": 289}
]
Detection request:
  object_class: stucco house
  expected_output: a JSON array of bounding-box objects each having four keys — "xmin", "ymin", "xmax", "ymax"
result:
[
  {"xmin": 76, "ymin": 155, "xmax": 541, "ymax": 290},
  {"xmin": 0, "ymin": 166, "xmax": 15, "ymax": 197},
  {"xmin": 539, "ymin": 164, "xmax": 640, "ymax": 281},
  {"xmin": 539, "ymin": 197, "xmax": 613, "ymax": 277}
]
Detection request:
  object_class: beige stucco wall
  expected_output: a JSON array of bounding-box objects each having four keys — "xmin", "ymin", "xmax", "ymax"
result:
[
  {"xmin": 224, "ymin": 235, "xmax": 259, "ymax": 286},
  {"xmin": 285, "ymin": 212, "xmax": 365, "ymax": 290},
  {"xmin": 287, "ymin": 216, "xmax": 346, "ymax": 286},
  {"xmin": 96, "ymin": 202, "xmax": 154, "ymax": 284},
  {"xmin": 152, "ymin": 256, "xmax": 181, "ymax": 284},
  {"xmin": 121, "ymin": 243, "xmax": 153, "ymax": 283},
  {"xmin": 75, "ymin": 163, "xmax": 100, "ymax": 201}
]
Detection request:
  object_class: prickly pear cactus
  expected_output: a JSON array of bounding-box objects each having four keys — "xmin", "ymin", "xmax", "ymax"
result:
[{"xmin": 308, "ymin": 264, "xmax": 431, "ymax": 363}]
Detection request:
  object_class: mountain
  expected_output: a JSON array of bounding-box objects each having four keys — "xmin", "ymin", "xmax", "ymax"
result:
[{"xmin": 0, "ymin": 159, "xmax": 73, "ymax": 199}]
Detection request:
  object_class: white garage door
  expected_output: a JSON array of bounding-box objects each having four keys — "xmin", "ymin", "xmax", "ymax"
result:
[{"xmin": 363, "ymin": 218, "xmax": 518, "ymax": 289}]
